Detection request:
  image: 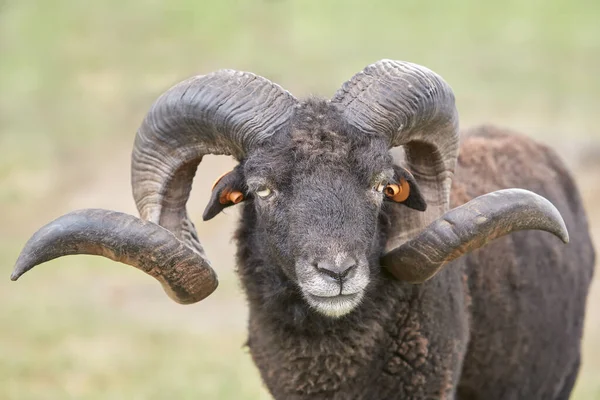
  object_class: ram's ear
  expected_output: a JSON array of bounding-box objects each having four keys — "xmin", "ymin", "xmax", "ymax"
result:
[
  {"xmin": 385, "ymin": 166, "xmax": 427, "ymax": 212},
  {"xmin": 203, "ymin": 167, "xmax": 247, "ymax": 221}
]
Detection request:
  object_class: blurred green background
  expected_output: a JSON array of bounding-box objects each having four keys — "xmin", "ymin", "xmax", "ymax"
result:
[{"xmin": 1, "ymin": 0, "xmax": 599, "ymax": 398}]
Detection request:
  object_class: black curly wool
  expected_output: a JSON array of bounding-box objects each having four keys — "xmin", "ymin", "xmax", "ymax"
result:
[{"xmin": 231, "ymin": 108, "xmax": 595, "ymax": 399}]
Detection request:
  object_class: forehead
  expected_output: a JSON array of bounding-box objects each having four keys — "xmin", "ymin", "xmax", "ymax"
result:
[
  {"xmin": 245, "ymin": 99, "xmax": 391, "ymax": 181},
  {"xmin": 290, "ymin": 99, "xmax": 355, "ymax": 161}
]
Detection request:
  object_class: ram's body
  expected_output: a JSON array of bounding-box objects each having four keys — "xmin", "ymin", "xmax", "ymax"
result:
[
  {"xmin": 11, "ymin": 61, "xmax": 595, "ymax": 400},
  {"xmin": 454, "ymin": 127, "xmax": 594, "ymax": 399},
  {"xmin": 237, "ymin": 126, "xmax": 595, "ymax": 400}
]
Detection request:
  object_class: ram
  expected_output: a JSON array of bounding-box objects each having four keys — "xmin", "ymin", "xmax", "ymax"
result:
[{"xmin": 12, "ymin": 60, "xmax": 595, "ymax": 399}]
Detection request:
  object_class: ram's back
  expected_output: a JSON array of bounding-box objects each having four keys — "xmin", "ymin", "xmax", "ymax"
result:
[{"xmin": 450, "ymin": 126, "xmax": 595, "ymax": 399}]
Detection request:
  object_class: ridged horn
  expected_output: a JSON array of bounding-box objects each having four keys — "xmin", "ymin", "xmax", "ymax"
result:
[
  {"xmin": 12, "ymin": 70, "xmax": 297, "ymax": 303},
  {"xmin": 132, "ymin": 69, "xmax": 297, "ymax": 253},
  {"xmin": 381, "ymin": 189, "xmax": 569, "ymax": 282},
  {"xmin": 11, "ymin": 210, "xmax": 215, "ymax": 304},
  {"xmin": 332, "ymin": 59, "xmax": 459, "ymax": 246},
  {"xmin": 334, "ymin": 61, "xmax": 569, "ymax": 282}
]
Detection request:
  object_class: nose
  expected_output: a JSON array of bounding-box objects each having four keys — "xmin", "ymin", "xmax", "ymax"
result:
[{"xmin": 316, "ymin": 256, "xmax": 357, "ymax": 282}]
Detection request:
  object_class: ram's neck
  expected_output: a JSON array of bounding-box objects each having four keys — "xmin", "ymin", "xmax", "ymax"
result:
[
  {"xmin": 233, "ymin": 205, "xmax": 468, "ymax": 399},
  {"xmin": 233, "ymin": 204, "xmax": 394, "ymax": 397}
]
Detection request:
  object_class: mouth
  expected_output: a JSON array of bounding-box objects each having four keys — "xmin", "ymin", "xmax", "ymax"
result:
[{"xmin": 304, "ymin": 292, "xmax": 364, "ymax": 318}]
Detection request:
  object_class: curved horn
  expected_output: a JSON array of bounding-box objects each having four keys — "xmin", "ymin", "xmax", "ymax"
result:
[
  {"xmin": 133, "ymin": 70, "xmax": 297, "ymax": 250},
  {"xmin": 11, "ymin": 210, "xmax": 215, "ymax": 304},
  {"xmin": 333, "ymin": 61, "xmax": 570, "ymax": 283},
  {"xmin": 381, "ymin": 189, "xmax": 569, "ymax": 283},
  {"xmin": 12, "ymin": 70, "xmax": 297, "ymax": 304},
  {"xmin": 332, "ymin": 59, "xmax": 458, "ymax": 245}
]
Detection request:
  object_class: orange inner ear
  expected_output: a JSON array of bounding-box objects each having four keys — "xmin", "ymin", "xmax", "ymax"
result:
[
  {"xmin": 385, "ymin": 179, "xmax": 410, "ymax": 202},
  {"xmin": 219, "ymin": 189, "xmax": 244, "ymax": 205}
]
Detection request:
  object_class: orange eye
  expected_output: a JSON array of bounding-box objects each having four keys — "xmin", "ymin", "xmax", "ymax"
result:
[
  {"xmin": 385, "ymin": 179, "xmax": 410, "ymax": 202},
  {"xmin": 384, "ymin": 185, "xmax": 399, "ymax": 197}
]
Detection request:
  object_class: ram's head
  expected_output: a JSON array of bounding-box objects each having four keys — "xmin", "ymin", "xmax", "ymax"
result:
[{"xmin": 11, "ymin": 60, "xmax": 568, "ymax": 318}]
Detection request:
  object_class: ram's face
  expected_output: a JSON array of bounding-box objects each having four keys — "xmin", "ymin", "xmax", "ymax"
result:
[
  {"xmin": 226, "ymin": 102, "xmax": 422, "ymax": 317},
  {"xmin": 245, "ymin": 139, "xmax": 392, "ymax": 317},
  {"xmin": 245, "ymin": 153, "xmax": 384, "ymax": 315}
]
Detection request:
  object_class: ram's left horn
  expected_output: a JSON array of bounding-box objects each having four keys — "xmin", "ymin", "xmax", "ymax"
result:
[{"xmin": 381, "ymin": 189, "xmax": 569, "ymax": 283}]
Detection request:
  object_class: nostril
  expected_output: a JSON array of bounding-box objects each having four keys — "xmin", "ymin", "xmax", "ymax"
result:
[
  {"xmin": 315, "ymin": 258, "xmax": 358, "ymax": 282},
  {"xmin": 340, "ymin": 264, "xmax": 356, "ymax": 279},
  {"xmin": 317, "ymin": 266, "xmax": 341, "ymax": 281},
  {"xmin": 315, "ymin": 261, "xmax": 341, "ymax": 281}
]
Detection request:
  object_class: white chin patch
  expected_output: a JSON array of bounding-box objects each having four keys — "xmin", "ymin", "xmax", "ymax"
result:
[{"xmin": 304, "ymin": 292, "xmax": 365, "ymax": 318}]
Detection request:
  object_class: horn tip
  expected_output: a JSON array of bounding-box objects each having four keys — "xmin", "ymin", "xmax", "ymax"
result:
[
  {"xmin": 11, "ymin": 253, "xmax": 35, "ymax": 281},
  {"xmin": 550, "ymin": 208, "xmax": 569, "ymax": 244},
  {"xmin": 560, "ymin": 230, "xmax": 570, "ymax": 244},
  {"xmin": 10, "ymin": 269, "xmax": 22, "ymax": 281}
]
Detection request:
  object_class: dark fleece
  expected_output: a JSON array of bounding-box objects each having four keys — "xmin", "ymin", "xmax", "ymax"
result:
[{"xmin": 231, "ymin": 101, "xmax": 595, "ymax": 400}]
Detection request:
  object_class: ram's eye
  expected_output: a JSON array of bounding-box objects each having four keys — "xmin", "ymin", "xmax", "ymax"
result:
[
  {"xmin": 374, "ymin": 182, "xmax": 386, "ymax": 193},
  {"xmin": 256, "ymin": 187, "xmax": 273, "ymax": 198}
]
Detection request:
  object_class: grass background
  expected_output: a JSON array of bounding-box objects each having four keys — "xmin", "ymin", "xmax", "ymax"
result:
[{"xmin": 1, "ymin": 0, "xmax": 599, "ymax": 398}]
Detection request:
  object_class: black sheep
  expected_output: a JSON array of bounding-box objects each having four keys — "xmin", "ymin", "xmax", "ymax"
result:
[{"xmin": 12, "ymin": 60, "xmax": 595, "ymax": 399}]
